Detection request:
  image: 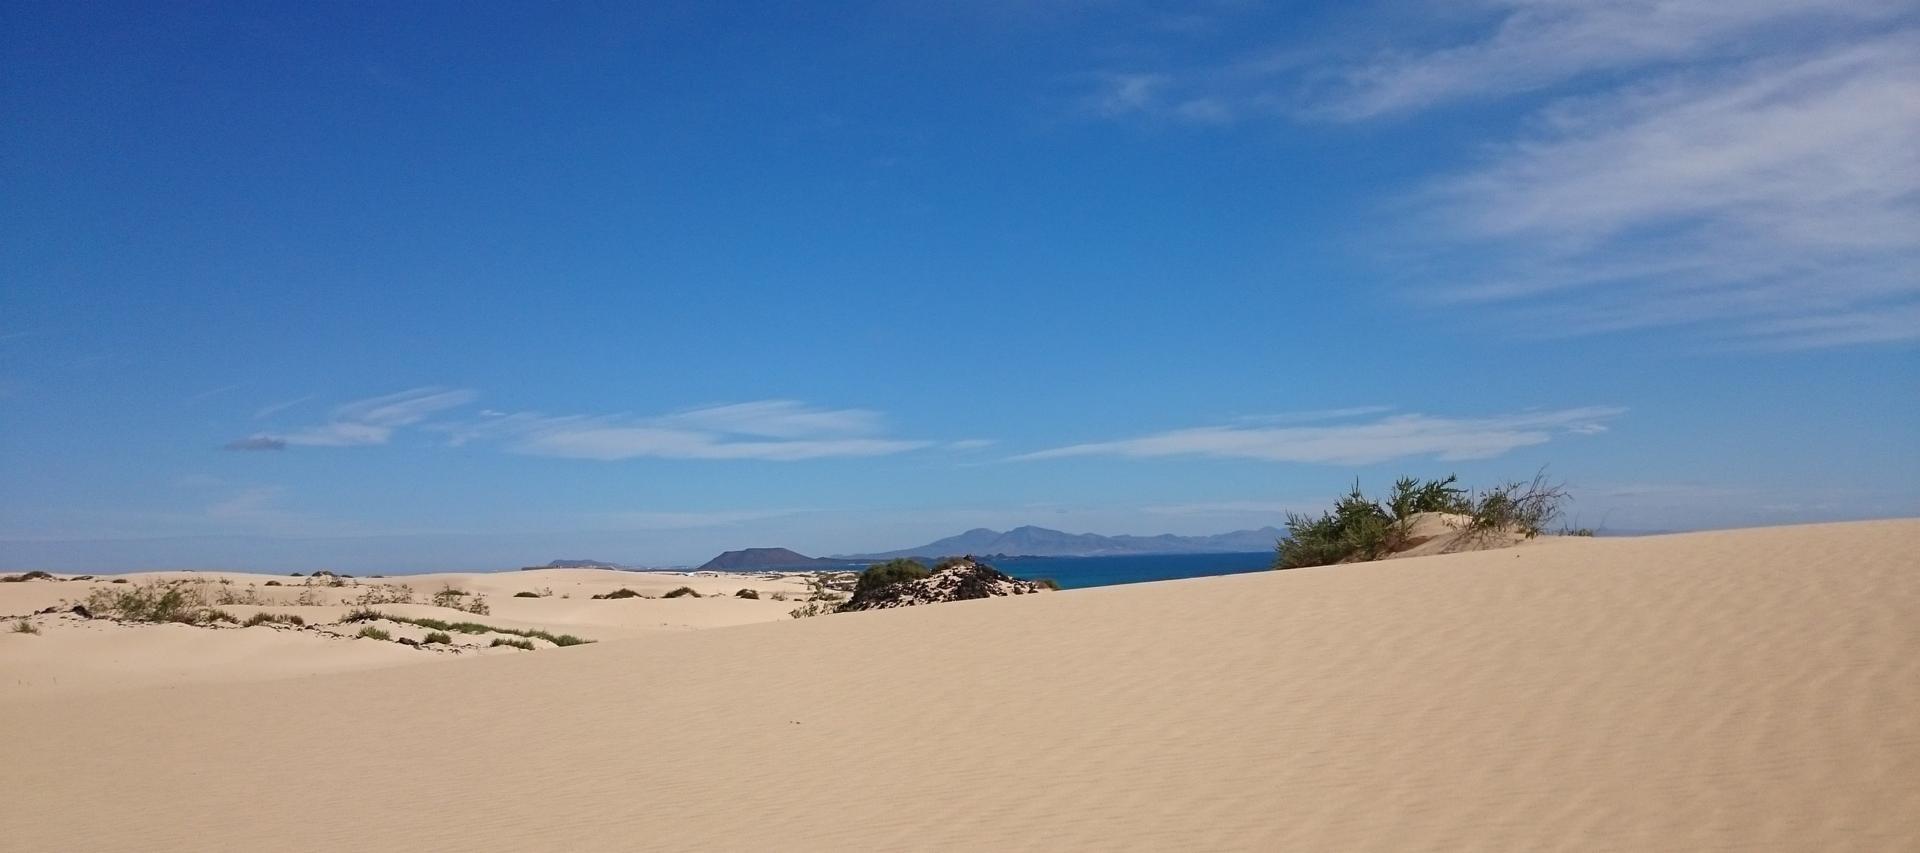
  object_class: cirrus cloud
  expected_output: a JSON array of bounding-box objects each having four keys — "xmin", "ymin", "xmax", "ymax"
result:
[
  {"xmin": 439, "ymin": 400, "xmax": 935, "ymax": 462},
  {"xmin": 1012, "ymin": 406, "xmax": 1624, "ymax": 465}
]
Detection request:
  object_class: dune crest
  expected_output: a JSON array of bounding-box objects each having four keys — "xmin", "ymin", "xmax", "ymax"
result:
[{"xmin": 4, "ymin": 520, "xmax": 1917, "ymax": 851}]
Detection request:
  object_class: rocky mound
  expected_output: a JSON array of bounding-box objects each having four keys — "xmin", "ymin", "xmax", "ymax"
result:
[{"xmin": 839, "ymin": 558, "xmax": 1050, "ymax": 612}]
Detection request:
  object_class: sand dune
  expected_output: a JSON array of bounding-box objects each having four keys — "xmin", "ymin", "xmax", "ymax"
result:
[
  {"xmin": 0, "ymin": 569, "xmax": 818, "ymax": 693},
  {"xmin": 3, "ymin": 520, "xmax": 1916, "ymax": 850}
]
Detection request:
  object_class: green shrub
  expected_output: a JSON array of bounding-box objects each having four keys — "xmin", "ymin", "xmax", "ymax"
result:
[
  {"xmin": 1032, "ymin": 577, "xmax": 1062, "ymax": 590},
  {"xmin": 85, "ymin": 581, "xmax": 233, "ymax": 624},
  {"xmin": 423, "ymin": 631, "xmax": 453, "ymax": 645},
  {"xmin": 490, "ymin": 637, "xmax": 534, "ymax": 650},
  {"xmin": 662, "ymin": 586, "xmax": 700, "ymax": 599},
  {"xmin": 430, "ymin": 584, "xmax": 469, "ymax": 609},
  {"xmin": 356, "ymin": 626, "xmax": 391, "ymax": 641},
  {"xmin": 734, "ymin": 588, "xmax": 760, "ymax": 599},
  {"xmin": 1386, "ymin": 475, "xmax": 1470, "ymax": 518},
  {"xmin": 855, "ymin": 559, "xmax": 930, "ymax": 598},
  {"xmin": 243, "ymin": 612, "xmax": 304, "ymax": 627},
  {"xmin": 1275, "ymin": 472, "xmax": 1572, "ymax": 569},
  {"xmin": 591, "ymin": 588, "xmax": 645, "ymax": 600},
  {"xmin": 1466, "ymin": 470, "xmax": 1569, "ymax": 538},
  {"xmin": 1275, "ymin": 480, "xmax": 1405, "ymax": 569}
]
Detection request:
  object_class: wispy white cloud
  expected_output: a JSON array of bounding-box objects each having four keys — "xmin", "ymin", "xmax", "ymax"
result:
[
  {"xmin": 1013, "ymin": 407, "xmax": 1624, "ymax": 465},
  {"xmin": 1080, "ymin": 1, "xmax": 1920, "ymax": 348},
  {"xmin": 185, "ymin": 382, "xmax": 244, "ymax": 404},
  {"xmin": 1416, "ymin": 32, "xmax": 1920, "ymax": 346},
  {"xmin": 439, "ymin": 400, "xmax": 935, "ymax": 462},
  {"xmin": 253, "ymin": 394, "xmax": 315, "ymax": 420},
  {"xmin": 1313, "ymin": 0, "xmax": 1908, "ymax": 119},
  {"xmin": 1232, "ymin": 405, "xmax": 1396, "ymax": 425},
  {"xmin": 230, "ymin": 386, "xmax": 477, "ymax": 449}
]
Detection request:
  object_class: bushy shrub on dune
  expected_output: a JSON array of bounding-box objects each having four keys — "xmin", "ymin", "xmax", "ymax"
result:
[
  {"xmin": 1276, "ymin": 472, "xmax": 1567, "ymax": 569},
  {"xmin": 854, "ymin": 559, "xmax": 930, "ymax": 599}
]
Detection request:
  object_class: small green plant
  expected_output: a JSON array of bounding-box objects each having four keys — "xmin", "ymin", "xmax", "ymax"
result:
[
  {"xmin": 356, "ymin": 626, "xmax": 392, "ymax": 641},
  {"xmin": 490, "ymin": 637, "xmax": 534, "ymax": 650},
  {"xmin": 788, "ymin": 600, "xmax": 836, "ymax": 619},
  {"xmin": 1465, "ymin": 470, "xmax": 1570, "ymax": 539},
  {"xmin": 662, "ymin": 586, "xmax": 701, "ymax": 599},
  {"xmin": 465, "ymin": 595, "xmax": 490, "ymax": 615},
  {"xmin": 734, "ymin": 588, "xmax": 760, "ymax": 599},
  {"xmin": 242, "ymin": 612, "xmax": 305, "ymax": 627},
  {"xmin": 770, "ymin": 591, "xmax": 788, "ymax": 601},
  {"xmin": 430, "ymin": 584, "xmax": 469, "ymax": 609},
  {"xmin": 423, "ymin": 631, "xmax": 453, "ymax": 644},
  {"xmin": 12, "ymin": 619, "xmax": 38, "ymax": 634}
]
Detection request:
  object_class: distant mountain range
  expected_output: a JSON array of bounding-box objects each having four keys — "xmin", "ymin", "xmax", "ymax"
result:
[
  {"xmin": 843, "ymin": 525, "xmax": 1286, "ymax": 560},
  {"xmin": 696, "ymin": 548, "xmax": 862, "ymax": 572}
]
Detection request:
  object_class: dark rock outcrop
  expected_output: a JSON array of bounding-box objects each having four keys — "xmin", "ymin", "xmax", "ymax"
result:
[{"xmin": 839, "ymin": 558, "xmax": 1050, "ymax": 612}]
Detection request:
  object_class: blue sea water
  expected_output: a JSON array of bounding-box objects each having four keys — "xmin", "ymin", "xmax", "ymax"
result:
[{"xmin": 991, "ymin": 552, "xmax": 1274, "ymax": 590}]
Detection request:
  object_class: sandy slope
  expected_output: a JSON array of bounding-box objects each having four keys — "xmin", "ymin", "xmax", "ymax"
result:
[
  {"xmin": 3, "ymin": 520, "xmax": 1916, "ymax": 851},
  {"xmin": 0, "ymin": 569, "xmax": 816, "ymax": 693}
]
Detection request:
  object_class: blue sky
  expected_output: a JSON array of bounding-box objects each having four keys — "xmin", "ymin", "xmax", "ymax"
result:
[{"xmin": 3, "ymin": 1, "xmax": 1916, "ymax": 571}]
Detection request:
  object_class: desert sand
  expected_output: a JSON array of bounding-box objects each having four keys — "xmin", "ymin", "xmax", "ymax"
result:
[
  {"xmin": 0, "ymin": 568, "xmax": 820, "ymax": 694},
  {"xmin": 3, "ymin": 519, "xmax": 1916, "ymax": 851}
]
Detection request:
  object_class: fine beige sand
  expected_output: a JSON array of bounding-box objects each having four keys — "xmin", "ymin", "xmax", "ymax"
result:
[
  {"xmin": 3, "ymin": 520, "xmax": 1916, "ymax": 851},
  {"xmin": 0, "ymin": 568, "xmax": 819, "ymax": 694}
]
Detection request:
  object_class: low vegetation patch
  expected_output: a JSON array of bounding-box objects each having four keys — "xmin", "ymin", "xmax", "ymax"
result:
[
  {"xmin": 489, "ymin": 637, "xmax": 535, "ymax": 650},
  {"xmin": 242, "ymin": 612, "xmax": 305, "ymax": 627},
  {"xmin": 353, "ymin": 583, "xmax": 416, "ymax": 606},
  {"xmin": 1, "ymin": 570, "xmax": 54, "ymax": 582},
  {"xmin": 11, "ymin": 619, "xmax": 38, "ymax": 634},
  {"xmin": 84, "ymin": 581, "xmax": 237, "ymax": 625},
  {"xmin": 423, "ymin": 631, "xmax": 453, "ymax": 645},
  {"xmin": 734, "ymin": 588, "xmax": 759, "ymax": 599},
  {"xmin": 591, "ymin": 587, "xmax": 646, "ymax": 600},
  {"xmin": 854, "ymin": 559, "xmax": 930, "ymax": 599},
  {"xmin": 356, "ymin": 626, "xmax": 392, "ymax": 641},
  {"xmin": 341, "ymin": 609, "xmax": 591, "ymax": 647},
  {"xmin": 1275, "ymin": 471, "xmax": 1570, "ymax": 569},
  {"xmin": 662, "ymin": 586, "xmax": 701, "ymax": 599},
  {"xmin": 788, "ymin": 575, "xmax": 847, "ymax": 619}
]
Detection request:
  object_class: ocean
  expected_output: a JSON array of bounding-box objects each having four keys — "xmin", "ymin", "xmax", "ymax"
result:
[{"xmin": 990, "ymin": 552, "xmax": 1274, "ymax": 590}]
